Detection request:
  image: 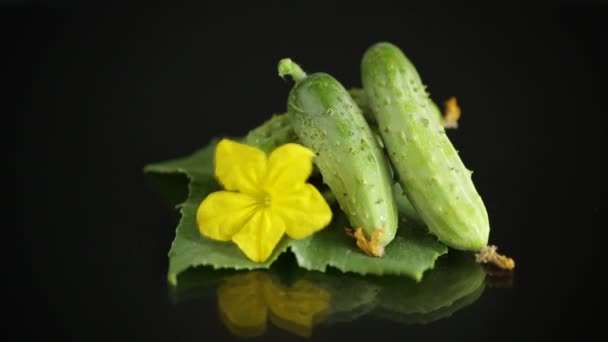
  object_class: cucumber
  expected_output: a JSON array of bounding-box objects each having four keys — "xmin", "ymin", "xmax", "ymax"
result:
[
  {"xmin": 349, "ymin": 88, "xmax": 449, "ymax": 129},
  {"xmin": 243, "ymin": 113, "xmax": 418, "ymax": 221},
  {"xmin": 279, "ymin": 58, "xmax": 398, "ymax": 256},
  {"xmin": 361, "ymin": 42, "xmax": 489, "ymax": 251}
]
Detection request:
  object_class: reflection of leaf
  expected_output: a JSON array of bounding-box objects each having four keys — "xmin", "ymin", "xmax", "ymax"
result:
[
  {"xmin": 377, "ymin": 281, "xmax": 485, "ymax": 325},
  {"xmin": 372, "ymin": 252, "xmax": 486, "ymax": 322},
  {"xmin": 168, "ymin": 266, "xmax": 235, "ymax": 304},
  {"xmin": 217, "ymin": 271, "xmax": 330, "ymax": 338},
  {"xmin": 145, "ymin": 140, "xmax": 446, "ymax": 283},
  {"xmin": 172, "ymin": 253, "xmax": 486, "ymax": 338},
  {"xmin": 301, "ymin": 271, "xmax": 381, "ymax": 324}
]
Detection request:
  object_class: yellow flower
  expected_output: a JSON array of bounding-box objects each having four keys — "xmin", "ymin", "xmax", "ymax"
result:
[
  {"xmin": 218, "ymin": 271, "xmax": 330, "ymax": 338},
  {"xmin": 197, "ymin": 139, "xmax": 333, "ymax": 262}
]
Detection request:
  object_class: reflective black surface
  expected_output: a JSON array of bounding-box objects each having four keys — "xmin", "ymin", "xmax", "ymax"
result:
[
  {"xmin": 8, "ymin": 3, "xmax": 605, "ymax": 340},
  {"xmin": 171, "ymin": 252, "xmax": 488, "ymax": 339}
]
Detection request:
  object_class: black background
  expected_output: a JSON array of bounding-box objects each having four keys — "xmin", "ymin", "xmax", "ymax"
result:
[{"xmin": 6, "ymin": 2, "xmax": 606, "ymax": 341}]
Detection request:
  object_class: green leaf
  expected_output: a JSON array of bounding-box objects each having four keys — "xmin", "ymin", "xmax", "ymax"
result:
[
  {"xmin": 290, "ymin": 213, "xmax": 447, "ymax": 281},
  {"xmin": 167, "ymin": 181, "xmax": 290, "ymax": 285},
  {"xmin": 145, "ymin": 140, "xmax": 447, "ymax": 284},
  {"xmin": 145, "ymin": 142, "xmax": 289, "ymax": 285},
  {"xmin": 143, "ymin": 140, "xmax": 216, "ymax": 179}
]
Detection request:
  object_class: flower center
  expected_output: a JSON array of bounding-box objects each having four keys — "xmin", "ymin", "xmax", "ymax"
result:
[{"xmin": 258, "ymin": 191, "xmax": 272, "ymax": 208}]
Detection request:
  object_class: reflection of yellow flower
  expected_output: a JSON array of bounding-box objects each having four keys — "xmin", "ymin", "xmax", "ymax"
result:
[
  {"xmin": 197, "ymin": 139, "xmax": 333, "ymax": 262},
  {"xmin": 218, "ymin": 272, "xmax": 330, "ymax": 337}
]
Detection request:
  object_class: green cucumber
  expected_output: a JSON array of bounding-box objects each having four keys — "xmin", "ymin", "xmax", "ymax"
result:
[
  {"xmin": 349, "ymin": 88, "xmax": 447, "ymax": 128},
  {"xmin": 243, "ymin": 113, "xmax": 417, "ymax": 221},
  {"xmin": 361, "ymin": 42, "xmax": 489, "ymax": 251},
  {"xmin": 279, "ymin": 58, "xmax": 398, "ymax": 256},
  {"xmin": 241, "ymin": 90, "xmax": 444, "ymax": 155}
]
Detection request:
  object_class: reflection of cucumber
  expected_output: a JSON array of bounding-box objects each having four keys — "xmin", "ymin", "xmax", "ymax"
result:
[
  {"xmin": 279, "ymin": 58, "xmax": 398, "ymax": 255},
  {"xmin": 373, "ymin": 253, "xmax": 485, "ymax": 316},
  {"xmin": 362, "ymin": 42, "xmax": 489, "ymax": 251}
]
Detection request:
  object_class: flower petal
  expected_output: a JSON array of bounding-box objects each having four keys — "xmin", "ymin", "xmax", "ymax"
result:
[
  {"xmin": 197, "ymin": 191, "xmax": 257, "ymax": 241},
  {"xmin": 232, "ymin": 209, "xmax": 285, "ymax": 262},
  {"xmin": 262, "ymin": 143, "xmax": 314, "ymax": 192},
  {"xmin": 274, "ymin": 184, "xmax": 333, "ymax": 239},
  {"xmin": 215, "ymin": 139, "xmax": 267, "ymax": 194}
]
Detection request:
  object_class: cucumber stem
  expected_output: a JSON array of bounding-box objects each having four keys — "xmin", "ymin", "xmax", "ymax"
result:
[
  {"xmin": 278, "ymin": 58, "xmax": 307, "ymax": 82},
  {"xmin": 475, "ymin": 245, "xmax": 515, "ymax": 270}
]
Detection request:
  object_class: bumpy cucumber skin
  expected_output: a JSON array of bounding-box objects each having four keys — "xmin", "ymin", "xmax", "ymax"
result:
[
  {"xmin": 362, "ymin": 42, "xmax": 489, "ymax": 251},
  {"xmin": 349, "ymin": 88, "xmax": 444, "ymax": 127},
  {"xmin": 286, "ymin": 73, "xmax": 398, "ymax": 247}
]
